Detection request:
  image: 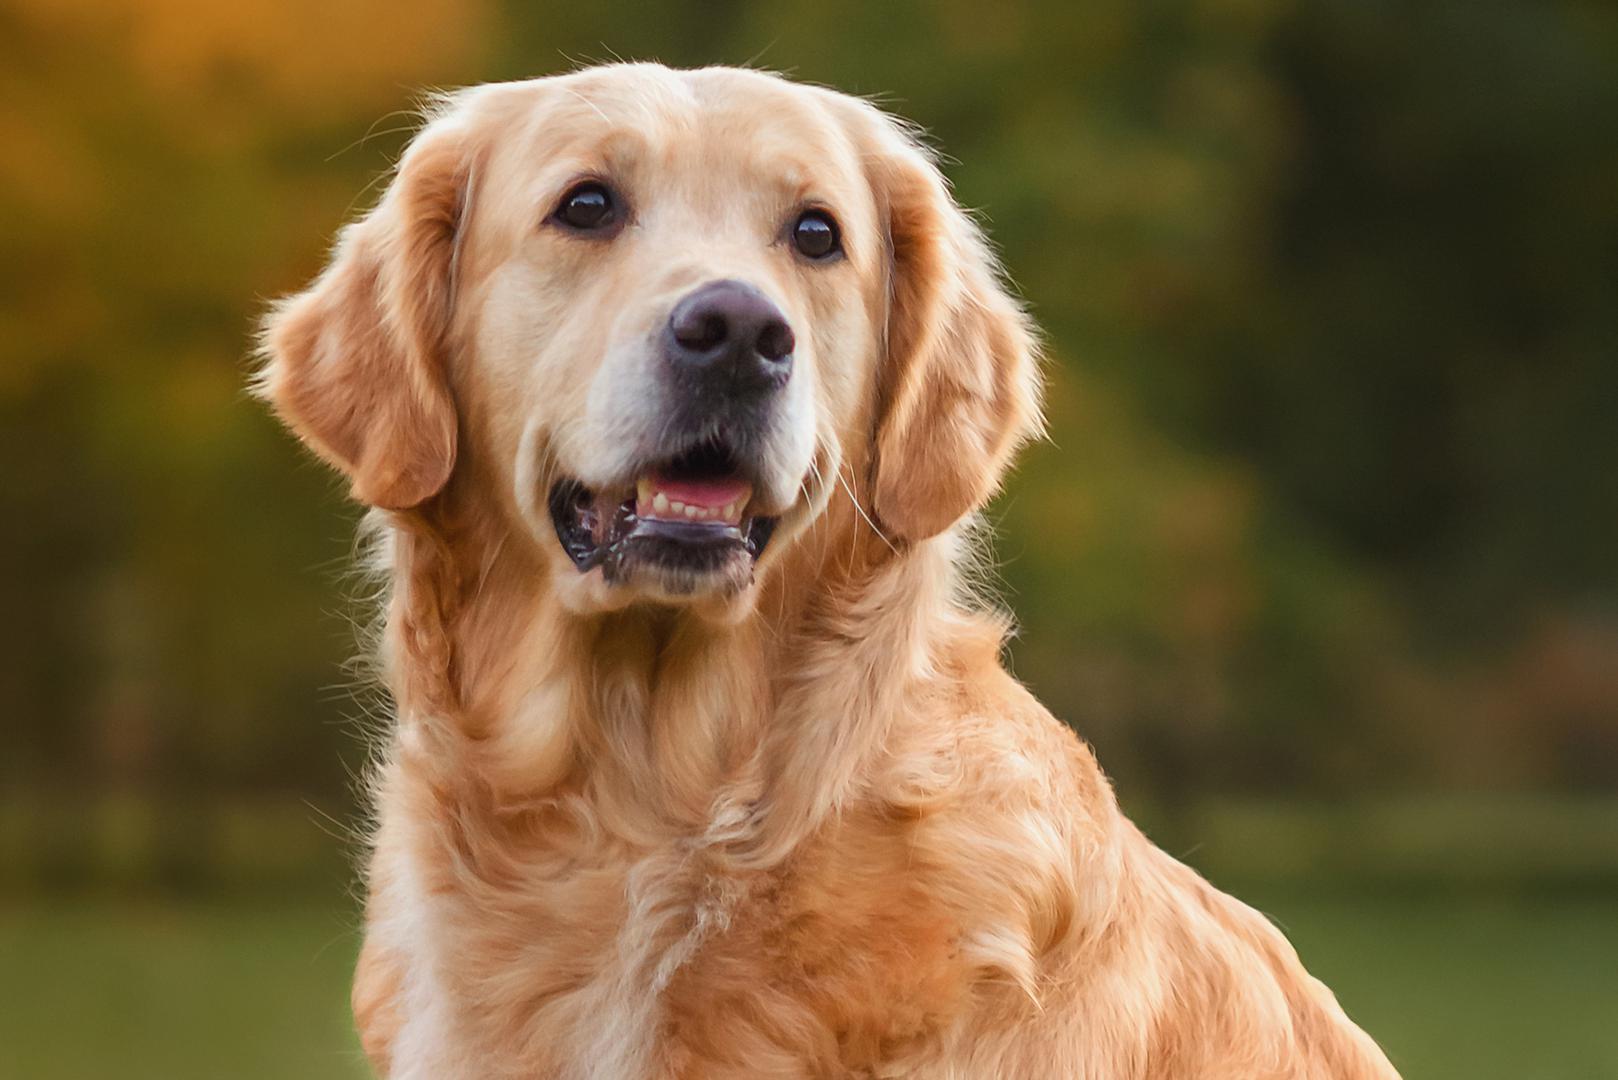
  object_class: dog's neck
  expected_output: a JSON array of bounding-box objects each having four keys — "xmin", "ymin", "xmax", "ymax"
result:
[{"xmin": 370, "ymin": 487, "xmax": 990, "ymax": 863}]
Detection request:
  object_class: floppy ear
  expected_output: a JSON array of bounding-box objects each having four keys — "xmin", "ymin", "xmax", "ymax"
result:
[
  {"xmin": 255, "ymin": 114, "xmax": 471, "ymax": 510},
  {"xmin": 869, "ymin": 136, "xmax": 1043, "ymax": 543}
]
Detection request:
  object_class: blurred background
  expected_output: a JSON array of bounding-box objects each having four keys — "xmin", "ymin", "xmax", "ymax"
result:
[{"xmin": 2, "ymin": 0, "xmax": 1615, "ymax": 1076}]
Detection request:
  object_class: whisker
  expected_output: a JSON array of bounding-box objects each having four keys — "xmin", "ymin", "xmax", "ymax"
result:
[
  {"xmin": 739, "ymin": 38, "xmax": 782, "ymax": 72},
  {"xmin": 472, "ymin": 529, "xmax": 511, "ymax": 606},
  {"xmin": 324, "ymin": 110, "xmax": 421, "ymax": 163},
  {"xmin": 836, "ymin": 462, "xmax": 896, "ymax": 554},
  {"xmin": 561, "ymin": 86, "xmax": 613, "ymax": 126}
]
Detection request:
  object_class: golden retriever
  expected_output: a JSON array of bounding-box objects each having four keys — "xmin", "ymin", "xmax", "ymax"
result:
[{"xmin": 257, "ymin": 63, "xmax": 1399, "ymax": 1079}]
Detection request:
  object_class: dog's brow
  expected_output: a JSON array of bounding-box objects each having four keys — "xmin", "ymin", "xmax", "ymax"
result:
[{"xmin": 560, "ymin": 87, "xmax": 613, "ymax": 126}]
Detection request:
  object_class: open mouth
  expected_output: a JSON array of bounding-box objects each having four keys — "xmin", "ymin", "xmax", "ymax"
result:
[{"xmin": 548, "ymin": 437, "xmax": 779, "ymax": 588}]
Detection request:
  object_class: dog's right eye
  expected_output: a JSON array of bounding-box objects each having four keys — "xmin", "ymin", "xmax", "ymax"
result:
[{"xmin": 550, "ymin": 181, "xmax": 621, "ymax": 232}]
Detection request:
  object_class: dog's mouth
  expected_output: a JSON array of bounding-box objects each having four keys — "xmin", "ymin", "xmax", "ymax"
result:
[{"xmin": 548, "ymin": 437, "xmax": 779, "ymax": 589}]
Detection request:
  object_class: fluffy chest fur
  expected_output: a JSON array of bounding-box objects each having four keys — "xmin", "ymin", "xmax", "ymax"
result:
[
  {"xmin": 351, "ymin": 667, "xmax": 1399, "ymax": 1080},
  {"xmin": 358, "ymin": 758, "xmax": 1076, "ymax": 1080}
]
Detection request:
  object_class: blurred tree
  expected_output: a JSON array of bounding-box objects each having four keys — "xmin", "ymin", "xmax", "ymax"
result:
[{"xmin": 2, "ymin": 0, "xmax": 1614, "ymax": 833}]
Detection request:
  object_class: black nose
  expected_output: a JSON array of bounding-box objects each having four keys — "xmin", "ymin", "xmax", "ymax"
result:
[{"xmin": 664, "ymin": 280, "xmax": 794, "ymax": 394}]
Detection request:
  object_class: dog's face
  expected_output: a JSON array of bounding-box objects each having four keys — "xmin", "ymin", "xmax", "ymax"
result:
[
  {"xmin": 259, "ymin": 65, "xmax": 1038, "ymax": 614},
  {"xmin": 467, "ymin": 68, "xmax": 880, "ymax": 607}
]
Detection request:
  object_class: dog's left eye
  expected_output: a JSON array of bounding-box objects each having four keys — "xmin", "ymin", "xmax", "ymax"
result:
[
  {"xmin": 550, "ymin": 181, "xmax": 621, "ymax": 232},
  {"xmin": 791, "ymin": 209, "xmax": 842, "ymax": 260}
]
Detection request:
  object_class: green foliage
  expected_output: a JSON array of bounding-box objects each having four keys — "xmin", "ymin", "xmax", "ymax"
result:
[{"xmin": 2, "ymin": 0, "xmax": 1615, "ymax": 815}]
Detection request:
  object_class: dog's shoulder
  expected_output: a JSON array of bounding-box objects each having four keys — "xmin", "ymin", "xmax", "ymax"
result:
[
  {"xmin": 891, "ymin": 636, "xmax": 1122, "ymax": 847},
  {"xmin": 845, "ymin": 651, "xmax": 1129, "ymax": 981}
]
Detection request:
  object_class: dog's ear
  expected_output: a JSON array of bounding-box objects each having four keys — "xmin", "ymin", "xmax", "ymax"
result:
[
  {"xmin": 255, "ymin": 112, "xmax": 472, "ymax": 510},
  {"xmin": 868, "ymin": 128, "xmax": 1043, "ymax": 543}
]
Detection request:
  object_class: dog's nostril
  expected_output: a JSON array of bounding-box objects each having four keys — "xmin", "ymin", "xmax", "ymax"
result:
[
  {"xmin": 674, "ymin": 311, "xmax": 729, "ymax": 353},
  {"xmin": 756, "ymin": 319, "xmax": 795, "ymax": 363}
]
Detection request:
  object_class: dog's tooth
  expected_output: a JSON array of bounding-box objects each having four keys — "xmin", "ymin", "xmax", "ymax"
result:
[
  {"xmin": 668, "ymin": 499, "xmax": 685, "ymax": 514},
  {"xmin": 653, "ymin": 492, "xmax": 670, "ymax": 514},
  {"xmin": 636, "ymin": 478, "xmax": 653, "ymax": 505},
  {"xmin": 684, "ymin": 504, "xmax": 699, "ymax": 519},
  {"xmin": 722, "ymin": 502, "xmax": 735, "ymax": 521}
]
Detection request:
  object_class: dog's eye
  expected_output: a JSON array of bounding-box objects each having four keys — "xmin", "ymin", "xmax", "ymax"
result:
[
  {"xmin": 791, "ymin": 209, "xmax": 842, "ymax": 260},
  {"xmin": 551, "ymin": 181, "xmax": 620, "ymax": 232}
]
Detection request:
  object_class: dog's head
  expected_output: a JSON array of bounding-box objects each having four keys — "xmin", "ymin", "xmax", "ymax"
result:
[{"xmin": 259, "ymin": 65, "xmax": 1039, "ymax": 614}]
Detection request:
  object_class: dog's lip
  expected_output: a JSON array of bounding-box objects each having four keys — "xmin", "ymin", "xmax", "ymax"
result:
[
  {"xmin": 547, "ymin": 477, "xmax": 780, "ymax": 577},
  {"xmin": 547, "ymin": 434, "xmax": 787, "ymax": 580}
]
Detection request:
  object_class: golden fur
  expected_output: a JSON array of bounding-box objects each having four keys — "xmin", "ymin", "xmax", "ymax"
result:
[{"xmin": 257, "ymin": 64, "xmax": 1399, "ymax": 1079}]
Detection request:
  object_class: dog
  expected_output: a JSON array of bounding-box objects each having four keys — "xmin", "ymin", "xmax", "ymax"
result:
[{"xmin": 257, "ymin": 63, "xmax": 1399, "ymax": 1079}]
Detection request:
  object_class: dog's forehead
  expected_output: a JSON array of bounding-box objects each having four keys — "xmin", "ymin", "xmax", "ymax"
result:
[{"xmin": 481, "ymin": 67, "xmax": 871, "ymax": 215}]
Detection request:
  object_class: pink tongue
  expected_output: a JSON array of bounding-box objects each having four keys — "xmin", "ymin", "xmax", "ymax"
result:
[{"xmin": 653, "ymin": 473, "xmax": 752, "ymax": 509}]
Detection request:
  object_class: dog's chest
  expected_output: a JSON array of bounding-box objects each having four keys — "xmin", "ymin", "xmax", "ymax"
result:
[{"xmin": 395, "ymin": 807, "xmax": 976, "ymax": 1078}]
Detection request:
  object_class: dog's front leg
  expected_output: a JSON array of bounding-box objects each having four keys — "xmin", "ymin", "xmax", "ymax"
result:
[{"xmin": 352, "ymin": 923, "xmax": 407, "ymax": 1075}]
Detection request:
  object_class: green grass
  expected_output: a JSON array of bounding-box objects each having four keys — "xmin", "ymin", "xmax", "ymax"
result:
[
  {"xmin": 3, "ymin": 887, "xmax": 1616, "ymax": 1079},
  {"xmin": 1241, "ymin": 886, "xmax": 1618, "ymax": 1080},
  {"xmin": 0, "ymin": 897, "xmax": 369, "ymax": 1080}
]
